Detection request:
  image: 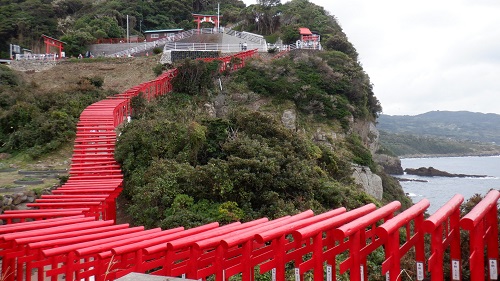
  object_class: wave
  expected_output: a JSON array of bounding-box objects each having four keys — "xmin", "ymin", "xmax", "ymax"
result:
[{"xmin": 405, "ymin": 192, "xmax": 422, "ymax": 197}]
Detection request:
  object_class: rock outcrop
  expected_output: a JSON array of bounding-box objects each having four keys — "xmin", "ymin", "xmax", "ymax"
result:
[
  {"xmin": 352, "ymin": 165, "xmax": 383, "ymax": 200},
  {"xmin": 352, "ymin": 120, "xmax": 380, "ymax": 154},
  {"xmin": 374, "ymin": 154, "xmax": 404, "ymax": 175},
  {"xmin": 404, "ymin": 167, "xmax": 487, "ymax": 178}
]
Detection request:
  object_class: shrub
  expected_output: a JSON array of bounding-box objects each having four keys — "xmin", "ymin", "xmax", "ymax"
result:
[
  {"xmin": 0, "ymin": 65, "xmax": 20, "ymax": 86},
  {"xmin": 152, "ymin": 47, "xmax": 163, "ymax": 54},
  {"xmin": 152, "ymin": 63, "xmax": 165, "ymax": 76},
  {"xmin": 171, "ymin": 59, "xmax": 219, "ymax": 95},
  {"xmin": 88, "ymin": 76, "xmax": 104, "ymax": 88}
]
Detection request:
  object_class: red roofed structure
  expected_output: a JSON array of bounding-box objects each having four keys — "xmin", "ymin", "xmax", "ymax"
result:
[
  {"xmin": 299, "ymin": 27, "xmax": 313, "ymax": 36},
  {"xmin": 298, "ymin": 27, "xmax": 321, "ymax": 50}
]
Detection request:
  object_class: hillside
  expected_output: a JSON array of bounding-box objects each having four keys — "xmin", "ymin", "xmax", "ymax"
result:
[
  {"xmin": 17, "ymin": 56, "xmax": 160, "ymax": 93},
  {"xmin": 1, "ymin": 0, "xmax": 411, "ymax": 236},
  {"xmin": 377, "ymin": 111, "xmax": 500, "ymax": 157},
  {"xmin": 378, "ymin": 111, "xmax": 500, "ymax": 144}
]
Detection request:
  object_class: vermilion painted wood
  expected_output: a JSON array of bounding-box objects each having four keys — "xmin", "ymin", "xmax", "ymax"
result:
[
  {"xmin": 0, "ymin": 219, "xmax": 108, "ymax": 281},
  {"xmin": 7, "ymin": 50, "xmax": 495, "ymax": 281},
  {"xmin": 103, "ymin": 223, "xmax": 219, "ymax": 281},
  {"xmin": 188, "ymin": 211, "xmax": 314, "ymax": 280},
  {"xmin": 422, "ymin": 194, "xmax": 464, "ymax": 281},
  {"xmin": 460, "ymin": 190, "xmax": 500, "ymax": 281},
  {"xmin": 43, "ymin": 228, "xmax": 160, "ymax": 281},
  {"xmin": 290, "ymin": 204, "xmax": 377, "ymax": 281},
  {"xmin": 65, "ymin": 227, "xmax": 184, "ymax": 281},
  {"xmin": 0, "ymin": 210, "xmax": 86, "ymax": 224},
  {"xmin": 376, "ymin": 199, "xmax": 430, "ymax": 281},
  {"xmin": 333, "ymin": 201, "xmax": 401, "ymax": 281},
  {"xmin": 0, "ymin": 216, "xmax": 90, "ymax": 234},
  {"xmin": 155, "ymin": 219, "xmax": 270, "ymax": 278},
  {"xmin": 219, "ymin": 208, "xmax": 346, "ymax": 281},
  {"xmin": 2, "ymin": 208, "xmax": 90, "ymax": 213}
]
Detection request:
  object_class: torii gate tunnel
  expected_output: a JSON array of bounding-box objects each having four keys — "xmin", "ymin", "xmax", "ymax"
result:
[
  {"xmin": 42, "ymin": 34, "xmax": 65, "ymax": 59},
  {"xmin": 0, "ymin": 49, "xmax": 499, "ymax": 281}
]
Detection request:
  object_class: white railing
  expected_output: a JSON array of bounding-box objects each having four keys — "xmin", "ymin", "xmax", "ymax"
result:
[
  {"xmin": 163, "ymin": 42, "xmax": 264, "ymax": 53},
  {"xmin": 225, "ymin": 29, "xmax": 265, "ymax": 44},
  {"xmin": 110, "ymin": 28, "xmax": 222, "ymax": 57},
  {"xmin": 14, "ymin": 53, "xmax": 61, "ymax": 60}
]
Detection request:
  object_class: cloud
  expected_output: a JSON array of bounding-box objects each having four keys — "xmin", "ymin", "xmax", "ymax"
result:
[{"xmin": 241, "ymin": 0, "xmax": 500, "ymax": 115}]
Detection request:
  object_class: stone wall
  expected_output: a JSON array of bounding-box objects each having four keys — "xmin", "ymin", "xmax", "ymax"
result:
[
  {"xmin": 0, "ymin": 187, "xmax": 53, "ymax": 217},
  {"xmin": 10, "ymin": 60, "xmax": 58, "ymax": 72}
]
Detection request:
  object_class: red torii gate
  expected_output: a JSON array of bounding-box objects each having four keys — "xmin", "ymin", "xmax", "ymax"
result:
[
  {"xmin": 42, "ymin": 34, "xmax": 65, "ymax": 59},
  {"xmin": 192, "ymin": 14, "xmax": 221, "ymax": 32}
]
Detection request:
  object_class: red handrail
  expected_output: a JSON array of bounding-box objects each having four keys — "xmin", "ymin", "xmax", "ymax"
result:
[{"xmin": 460, "ymin": 190, "xmax": 500, "ymax": 281}]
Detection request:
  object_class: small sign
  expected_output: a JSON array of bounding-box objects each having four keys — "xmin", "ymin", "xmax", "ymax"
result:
[
  {"xmin": 489, "ymin": 259, "xmax": 498, "ymax": 280},
  {"xmin": 386, "ymin": 272, "xmax": 390, "ymax": 281},
  {"xmin": 295, "ymin": 268, "xmax": 300, "ymax": 281},
  {"xmin": 416, "ymin": 262, "xmax": 424, "ymax": 280},
  {"xmin": 360, "ymin": 265, "xmax": 364, "ymax": 281},
  {"xmin": 452, "ymin": 260, "xmax": 460, "ymax": 280},
  {"xmin": 326, "ymin": 264, "xmax": 333, "ymax": 281},
  {"xmin": 181, "ymin": 273, "xmax": 185, "ymax": 278},
  {"xmin": 272, "ymin": 268, "xmax": 276, "ymax": 281}
]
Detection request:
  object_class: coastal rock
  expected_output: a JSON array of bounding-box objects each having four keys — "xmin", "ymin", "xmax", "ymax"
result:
[
  {"xmin": 352, "ymin": 120, "xmax": 380, "ymax": 154},
  {"xmin": 352, "ymin": 165, "xmax": 383, "ymax": 200},
  {"xmin": 374, "ymin": 154, "xmax": 404, "ymax": 175},
  {"xmin": 404, "ymin": 167, "xmax": 487, "ymax": 178},
  {"xmin": 281, "ymin": 109, "xmax": 297, "ymax": 131}
]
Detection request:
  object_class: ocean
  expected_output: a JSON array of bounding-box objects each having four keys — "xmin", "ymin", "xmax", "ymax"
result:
[{"xmin": 396, "ymin": 155, "xmax": 500, "ymax": 214}]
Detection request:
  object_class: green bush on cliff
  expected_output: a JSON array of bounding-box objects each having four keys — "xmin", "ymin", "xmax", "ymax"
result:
[
  {"xmin": 0, "ymin": 71, "xmax": 114, "ymax": 158},
  {"xmin": 116, "ymin": 92, "xmax": 377, "ymax": 229},
  {"xmin": 234, "ymin": 51, "xmax": 381, "ymax": 126}
]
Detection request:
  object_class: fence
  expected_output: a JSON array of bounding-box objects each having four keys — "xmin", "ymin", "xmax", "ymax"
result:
[
  {"xmin": 111, "ymin": 28, "xmax": 220, "ymax": 58},
  {"xmin": 163, "ymin": 42, "xmax": 264, "ymax": 53},
  {"xmin": 225, "ymin": 29, "xmax": 265, "ymax": 44},
  {"xmin": 0, "ymin": 49, "xmax": 499, "ymax": 281}
]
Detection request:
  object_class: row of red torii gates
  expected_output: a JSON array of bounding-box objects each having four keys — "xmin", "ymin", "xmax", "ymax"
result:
[{"xmin": 0, "ymin": 49, "xmax": 499, "ymax": 281}]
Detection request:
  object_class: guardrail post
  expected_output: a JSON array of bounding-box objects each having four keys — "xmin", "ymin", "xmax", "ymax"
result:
[
  {"xmin": 422, "ymin": 194, "xmax": 464, "ymax": 281},
  {"xmin": 460, "ymin": 190, "xmax": 500, "ymax": 281}
]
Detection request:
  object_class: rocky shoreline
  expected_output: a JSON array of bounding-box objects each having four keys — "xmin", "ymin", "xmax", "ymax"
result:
[
  {"xmin": 404, "ymin": 167, "xmax": 487, "ymax": 178},
  {"xmin": 399, "ymin": 152, "xmax": 500, "ymax": 159}
]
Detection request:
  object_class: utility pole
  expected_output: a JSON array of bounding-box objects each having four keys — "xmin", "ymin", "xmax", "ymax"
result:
[
  {"xmin": 217, "ymin": 3, "xmax": 220, "ymax": 33},
  {"xmin": 126, "ymin": 15, "xmax": 130, "ymax": 43}
]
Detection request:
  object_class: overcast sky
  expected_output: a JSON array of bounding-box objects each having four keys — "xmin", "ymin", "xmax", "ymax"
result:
[{"xmin": 241, "ymin": 0, "xmax": 500, "ymax": 116}]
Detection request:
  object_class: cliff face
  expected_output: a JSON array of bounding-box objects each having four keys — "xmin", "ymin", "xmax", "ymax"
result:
[
  {"xmin": 351, "ymin": 165, "xmax": 383, "ymax": 200},
  {"xmin": 352, "ymin": 119, "xmax": 380, "ymax": 154}
]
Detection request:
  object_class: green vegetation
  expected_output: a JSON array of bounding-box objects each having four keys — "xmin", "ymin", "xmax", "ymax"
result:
[
  {"xmin": 2, "ymin": 0, "xmax": 361, "ymax": 60},
  {"xmin": 235, "ymin": 51, "xmax": 380, "ymax": 126},
  {"xmin": 114, "ymin": 54, "xmax": 390, "ymax": 230},
  {"xmin": 116, "ymin": 91, "xmax": 377, "ymax": 229},
  {"xmin": 0, "ymin": 68, "xmax": 115, "ymax": 159},
  {"xmin": 378, "ymin": 111, "xmax": 500, "ymax": 145},
  {"xmin": 379, "ymin": 130, "xmax": 500, "ymax": 157}
]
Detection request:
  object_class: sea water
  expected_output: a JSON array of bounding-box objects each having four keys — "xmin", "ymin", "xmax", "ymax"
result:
[{"xmin": 396, "ymin": 155, "xmax": 500, "ymax": 214}]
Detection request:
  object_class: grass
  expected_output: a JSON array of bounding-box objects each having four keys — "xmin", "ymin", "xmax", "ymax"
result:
[{"xmin": 0, "ymin": 144, "xmax": 72, "ymax": 194}]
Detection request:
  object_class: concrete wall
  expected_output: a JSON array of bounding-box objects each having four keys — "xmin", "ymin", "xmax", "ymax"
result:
[{"xmin": 89, "ymin": 43, "xmax": 151, "ymax": 57}]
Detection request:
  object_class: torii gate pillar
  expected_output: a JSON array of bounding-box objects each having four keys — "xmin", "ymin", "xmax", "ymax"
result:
[
  {"xmin": 42, "ymin": 34, "xmax": 65, "ymax": 59},
  {"xmin": 192, "ymin": 14, "xmax": 221, "ymax": 33}
]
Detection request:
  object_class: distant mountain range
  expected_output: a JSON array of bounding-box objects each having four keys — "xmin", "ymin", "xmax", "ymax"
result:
[
  {"xmin": 376, "ymin": 111, "xmax": 500, "ymax": 156},
  {"xmin": 377, "ymin": 111, "xmax": 500, "ymax": 144}
]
